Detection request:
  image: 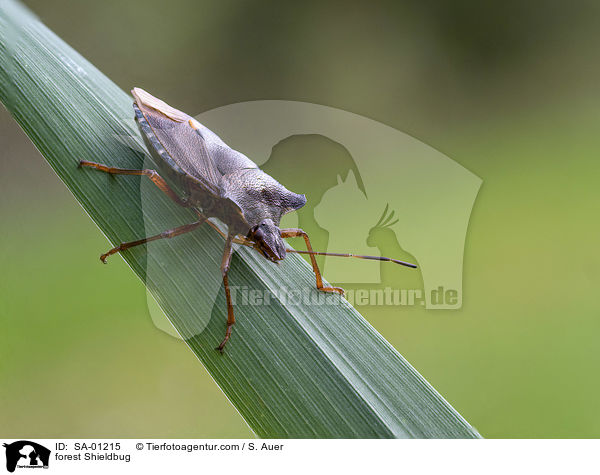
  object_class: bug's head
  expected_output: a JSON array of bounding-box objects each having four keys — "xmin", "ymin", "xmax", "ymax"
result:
[{"xmin": 249, "ymin": 219, "xmax": 286, "ymax": 263}]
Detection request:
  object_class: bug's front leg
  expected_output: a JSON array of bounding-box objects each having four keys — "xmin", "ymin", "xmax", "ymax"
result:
[
  {"xmin": 280, "ymin": 228, "xmax": 345, "ymax": 296},
  {"xmin": 216, "ymin": 234, "xmax": 236, "ymax": 353}
]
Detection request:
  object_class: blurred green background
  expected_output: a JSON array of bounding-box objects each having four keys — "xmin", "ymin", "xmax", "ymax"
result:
[{"xmin": 1, "ymin": 0, "xmax": 599, "ymax": 438}]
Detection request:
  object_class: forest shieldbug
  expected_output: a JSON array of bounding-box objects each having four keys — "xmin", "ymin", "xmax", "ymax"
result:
[{"xmin": 79, "ymin": 88, "xmax": 416, "ymax": 352}]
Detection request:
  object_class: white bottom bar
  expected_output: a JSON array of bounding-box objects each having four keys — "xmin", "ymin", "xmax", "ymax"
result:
[{"xmin": 1, "ymin": 439, "xmax": 595, "ymax": 475}]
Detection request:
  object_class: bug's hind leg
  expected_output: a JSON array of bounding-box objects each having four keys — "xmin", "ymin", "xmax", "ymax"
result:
[
  {"xmin": 100, "ymin": 219, "xmax": 206, "ymax": 263},
  {"xmin": 216, "ymin": 234, "xmax": 236, "ymax": 353},
  {"xmin": 79, "ymin": 160, "xmax": 189, "ymax": 207},
  {"xmin": 280, "ymin": 228, "xmax": 345, "ymax": 296}
]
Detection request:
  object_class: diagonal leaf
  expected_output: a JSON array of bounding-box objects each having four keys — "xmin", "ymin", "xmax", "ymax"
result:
[{"xmin": 0, "ymin": 0, "xmax": 480, "ymax": 438}]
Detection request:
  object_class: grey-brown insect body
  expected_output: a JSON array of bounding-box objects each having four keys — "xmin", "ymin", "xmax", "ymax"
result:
[{"xmin": 132, "ymin": 92, "xmax": 305, "ymax": 237}]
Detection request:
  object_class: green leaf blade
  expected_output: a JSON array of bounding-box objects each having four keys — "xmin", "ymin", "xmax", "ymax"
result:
[{"xmin": 0, "ymin": 0, "xmax": 480, "ymax": 439}]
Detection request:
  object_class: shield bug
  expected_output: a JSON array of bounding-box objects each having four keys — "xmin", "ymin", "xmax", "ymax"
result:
[{"xmin": 80, "ymin": 88, "xmax": 417, "ymax": 352}]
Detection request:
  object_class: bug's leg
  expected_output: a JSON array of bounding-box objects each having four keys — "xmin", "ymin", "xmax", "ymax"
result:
[
  {"xmin": 100, "ymin": 218, "xmax": 206, "ymax": 263},
  {"xmin": 194, "ymin": 217, "xmax": 255, "ymax": 250},
  {"xmin": 79, "ymin": 160, "xmax": 189, "ymax": 207},
  {"xmin": 232, "ymin": 236, "xmax": 256, "ymax": 248},
  {"xmin": 216, "ymin": 234, "xmax": 236, "ymax": 353},
  {"xmin": 191, "ymin": 208, "xmax": 233, "ymax": 241},
  {"xmin": 280, "ymin": 228, "xmax": 345, "ymax": 295},
  {"xmin": 79, "ymin": 162, "xmax": 239, "ymax": 247}
]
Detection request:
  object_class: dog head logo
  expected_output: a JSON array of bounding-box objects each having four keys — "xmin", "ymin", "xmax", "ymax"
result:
[{"xmin": 3, "ymin": 441, "xmax": 50, "ymax": 472}]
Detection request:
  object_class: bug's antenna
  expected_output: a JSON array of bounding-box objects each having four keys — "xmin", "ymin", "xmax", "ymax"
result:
[{"xmin": 287, "ymin": 249, "xmax": 417, "ymax": 268}]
